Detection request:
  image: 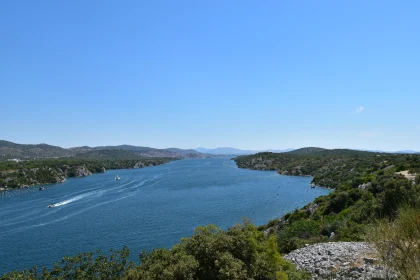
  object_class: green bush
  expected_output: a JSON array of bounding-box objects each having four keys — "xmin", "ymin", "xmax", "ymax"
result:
[{"xmin": 132, "ymin": 222, "xmax": 310, "ymax": 280}]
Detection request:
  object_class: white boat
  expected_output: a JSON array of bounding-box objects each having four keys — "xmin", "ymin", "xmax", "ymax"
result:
[
  {"xmin": 115, "ymin": 175, "xmax": 120, "ymax": 180},
  {"xmin": 48, "ymin": 204, "xmax": 55, "ymax": 208}
]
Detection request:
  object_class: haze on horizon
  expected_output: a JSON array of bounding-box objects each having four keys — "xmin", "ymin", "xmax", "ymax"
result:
[{"xmin": 1, "ymin": 1, "xmax": 419, "ymax": 151}]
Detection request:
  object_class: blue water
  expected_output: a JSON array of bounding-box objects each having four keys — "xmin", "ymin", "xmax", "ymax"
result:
[{"xmin": 0, "ymin": 158, "xmax": 330, "ymax": 274}]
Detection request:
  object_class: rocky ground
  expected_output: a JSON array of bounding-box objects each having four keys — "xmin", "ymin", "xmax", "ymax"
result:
[{"xmin": 284, "ymin": 242, "xmax": 397, "ymax": 279}]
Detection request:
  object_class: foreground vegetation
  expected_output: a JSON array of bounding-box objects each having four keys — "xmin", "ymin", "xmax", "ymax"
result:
[
  {"xmin": 1, "ymin": 222, "xmax": 309, "ymax": 280},
  {"xmin": 367, "ymin": 206, "xmax": 420, "ymax": 279},
  {"xmin": 0, "ymin": 158, "xmax": 173, "ymax": 189},
  {"xmin": 271, "ymin": 173, "xmax": 420, "ymax": 253}
]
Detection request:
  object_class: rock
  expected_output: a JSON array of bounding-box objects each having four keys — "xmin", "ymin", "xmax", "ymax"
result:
[
  {"xmin": 55, "ymin": 176, "xmax": 66, "ymax": 183},
  {"xmin": 363, "ymin": 257, "xmax": 376, "ymax": 264},
  {"xmin": 134, "ymin": 162, "xmax": 146, "ymax": 169},
  {"xmin": 284, "ymin": 242, "xmax": 397, "ymax": 279},
  {"xmin": 76, "ymin": 166, "xmax": 92, "ymax": 177},
  {"xmin": 358, "ymin": 182, "xmax": 372, "ymax": 190},
  {"xmin": 308, "ymin": 203, "xmax": 318, "ymax": 214}
]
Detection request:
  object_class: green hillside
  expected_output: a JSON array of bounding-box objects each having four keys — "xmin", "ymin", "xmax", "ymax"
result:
[
  {"xmin": 235, "ymin": 148, "xmax": 420, "ymax": 189},
  {"xmin": 235, "ymin": 148, "xmax": 420, "ymax": 255}
]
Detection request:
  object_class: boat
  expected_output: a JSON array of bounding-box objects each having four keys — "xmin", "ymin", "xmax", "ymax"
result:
[
  {"xmin": 115, "ymin": 175, "xmax": 120, "ymax": 180},
  {"xmin": 39, "ymin": 187, "xmax": 45, "ymax": 191},
  {"xmin": 48, "ymin": 204, "xmax": 55, "ymax": 208}
]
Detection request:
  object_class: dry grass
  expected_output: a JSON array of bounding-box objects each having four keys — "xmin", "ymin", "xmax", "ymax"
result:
[{"xmin": 367, "ymin": 207, "xmax": 420, "ymax": 280}]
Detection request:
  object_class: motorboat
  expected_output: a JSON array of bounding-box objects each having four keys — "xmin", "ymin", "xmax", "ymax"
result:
[
  {"xmin": 115, "ymin": 175, "xmax": 120, "ymax": 180},
  {"xmin": 48, "ymin": 204, "xmax": 55, "ymax": 208},
  {"xmin": 39, "ymin": 187, "xmax": 45, "ymax": 191}
]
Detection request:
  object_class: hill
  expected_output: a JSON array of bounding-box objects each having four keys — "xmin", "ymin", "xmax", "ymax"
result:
[
  {"xmin": 0, "ymin": 140, "xmax": 73, "ymax": 160},
  {"xmin": 235, "ymin": 147, "xmax": 420, "ymax": 189},
  {"xmin": 93, "ymin": 145, "xmax": 154, "ymax": 153},
  {"xmin": 0, "ymin": 141, "xmax": 209, "ymax": 161},
  {"xmin": 71, "ymin": 150, "xmax": 146, "ymax": 160}
]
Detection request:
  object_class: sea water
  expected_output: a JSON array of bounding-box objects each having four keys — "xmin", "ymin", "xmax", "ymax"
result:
[{"xmin": 0, "ymin": 158, "xmax": 330, "ymax": 274}]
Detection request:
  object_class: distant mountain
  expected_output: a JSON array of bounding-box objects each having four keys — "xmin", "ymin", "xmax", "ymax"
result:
[
  {"xmin": 72, "ymin": 149, "xmax": 146, "ymax": 160},
  {"xmin": 0, "ymin": 140, "xmax": 73, "ymax": 160},
  {"xmin": 93, "ymin": 145, "xmax": 154, "ymax": 153},
  {"xmin": 91, "ymin": 145, "xmax": 207, "ymax": 158},
  {"xmin": 195, "ymin": 147, "xmax": 294, "ymax": 155},
  {"xmin": 356, "ymin": 149, "xmax": 420, "ymax": 154},
  {"xmin": 266, "ymin": 149, "xmax": 295, "ymax": 153},
  {"xmin": 0, "ymin": 141, "xmax": 209, "ymax": 161},
  {"xmin": 166, "ymin": 148, "xmax": 206, "ymax": 158},
  {"xmin": 395, "ymin": 150, "xmax": 419, "ymax": 154},
  {"xmin": 195, "ymin": 147, "xmax": 257, "ymax": 155}
]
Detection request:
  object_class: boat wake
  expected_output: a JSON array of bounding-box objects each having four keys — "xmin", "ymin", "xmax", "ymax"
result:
[{"xmin": 53, "ymin": 191, "xmax": 100, "ymax": 207}]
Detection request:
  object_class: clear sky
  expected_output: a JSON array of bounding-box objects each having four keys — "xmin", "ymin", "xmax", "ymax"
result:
[{"xmin": 1, "ymin": 0, "xmax": 419, "ymax": 151}]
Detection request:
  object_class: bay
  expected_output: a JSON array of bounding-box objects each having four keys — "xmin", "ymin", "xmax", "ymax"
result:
[{"xmin": 0, "ymin": 158, "xmax": 330, "ymax": 274}]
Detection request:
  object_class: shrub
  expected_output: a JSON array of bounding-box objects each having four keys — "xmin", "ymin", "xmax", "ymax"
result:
[
  {"xmin": 132, "ymin": 222, "xmax": 310, "ymax": 280},
  {"xmin": 367, "ymin": 206, "xmax": 420, "ymax": 280}
]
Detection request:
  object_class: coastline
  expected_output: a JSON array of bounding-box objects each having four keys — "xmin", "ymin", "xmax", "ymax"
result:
[
  {"xmin": 0, "ymin": 159, "xmax": 175, "ymax": 192},
  {"xmin": 235, "ymin": 164, "xmax": 335, "ymax": 191},
  {"xmin": 229, "ymin": 156, "xmax": 336, "ymax": 192},
  {"xmin": 233, "ymin": 157, "xmax": 337, "ymax": 191}
]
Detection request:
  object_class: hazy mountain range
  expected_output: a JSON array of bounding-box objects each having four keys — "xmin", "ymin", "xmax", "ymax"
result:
[
  {"xmin": 194, "ymin": 147, "xmax": 295, "ymax": 155},
  {"xmin": 1, "ymin": 140, "xmax": 418, "ymax": 161},
  {"xmin": 196, "ymin": 147, "xmax": 420, "ymax": 155}
]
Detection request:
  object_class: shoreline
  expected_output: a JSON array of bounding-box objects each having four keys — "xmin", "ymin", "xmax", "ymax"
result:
[
  {"xmin": 0, "ymin": 159, "xmax": 175, "ymax": 192},
  {"xmin": 242, "ymin": 165, "xmax": 335, "ymax": 191},
  {"xmin": 232, "ymin": 156, "xmax": 336, "ymax": 190},
  {"xmin": 232, "ymin": 162, "xmax": 335, "ymax": 191}
]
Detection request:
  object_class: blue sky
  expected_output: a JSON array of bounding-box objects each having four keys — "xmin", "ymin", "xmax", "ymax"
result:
[{"xmin": 1, "ymin": 0, "xmax": 419, "ymax": 150}]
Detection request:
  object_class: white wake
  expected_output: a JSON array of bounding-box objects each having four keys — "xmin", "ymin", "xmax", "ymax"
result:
[{"xmin": 53, "ymin": 191, "xmax": 99, "ymax": 207}]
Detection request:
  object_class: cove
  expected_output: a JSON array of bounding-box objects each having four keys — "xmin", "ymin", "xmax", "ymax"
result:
[{"xmin": 0, "ymin": 158, "xmax": 330, "ymax": 274}]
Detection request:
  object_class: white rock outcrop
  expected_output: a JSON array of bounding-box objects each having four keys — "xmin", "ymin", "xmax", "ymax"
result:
[{"xmin": 284, "ymin": 242, "xmax": 396, "ymax": 279}]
